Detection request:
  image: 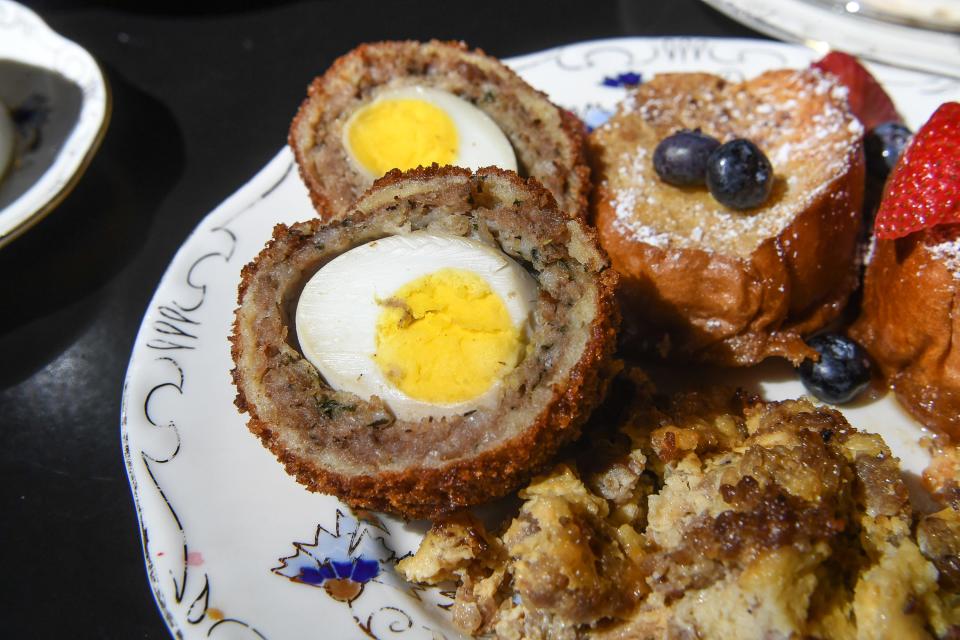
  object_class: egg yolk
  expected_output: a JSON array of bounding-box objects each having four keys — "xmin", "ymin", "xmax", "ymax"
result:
[
  {"xmin": 373, "ymin": 268, "xmax": 525, "ymax": 405},
  {"xmin": 347, "ymin": 98, "xmax": 458, "ymax": 178}
]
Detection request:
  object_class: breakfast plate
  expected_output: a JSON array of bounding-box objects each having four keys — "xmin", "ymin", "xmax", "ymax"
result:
[
  {"xmin": 0, "ymin": 0, "xmax": 110, "ymax": 248},
  {"xmin": 701, "ymin": 0, "xmax": 960, "ymax": 78},
  {"xmin": 121, "ymin": 37, "xmax": 960, "ymax": 640}
]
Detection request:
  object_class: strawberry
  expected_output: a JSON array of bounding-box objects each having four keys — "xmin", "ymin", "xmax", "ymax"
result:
[
  {"xmin": 874, "ymin": 102, "xmax": 960, "ymax": 240},
  {"xmin": 812, "ymin": 51, "xmax": 901, "ymax": 131}
]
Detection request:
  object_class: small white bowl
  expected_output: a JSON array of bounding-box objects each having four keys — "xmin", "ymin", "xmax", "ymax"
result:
[{"xmin": 0, "ymin": 0, "xmax": 110, "ymax": 248}]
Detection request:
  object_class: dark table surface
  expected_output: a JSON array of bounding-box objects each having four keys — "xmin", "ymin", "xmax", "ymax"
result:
[{"xmin": 0, "ymin": 1, "xmax": 764, "ymax": 637}]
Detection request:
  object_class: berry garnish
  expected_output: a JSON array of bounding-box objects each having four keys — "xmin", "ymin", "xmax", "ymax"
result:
[
  {"xmin": 705, "ymin": 139, "xmax": 773, "ymax": 210},
  {"xmin": 799, "ymin": 334, "xmax": 872, "ymax": 405},
  {"xmin": 812, "ymin": 51, "xmax": 901, "ymax": 131},
  {"xmin": 874, "ymin": 102, "xmax": 960, "ymax": 240},
  {"xmin": 864, "ymin": 121, "xmax": 912, "ymax": 181},
  {"xmin": 653, "ymin": 130, "xmax": 720, "ymax": 186}
]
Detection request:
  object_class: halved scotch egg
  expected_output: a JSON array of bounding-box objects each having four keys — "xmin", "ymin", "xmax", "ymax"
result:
[
  {"xmin": 289, "ymin": 40, "xmax": 590, "ymax": 220},
  {"xmin": 231, "ymin": 166, "xmax": 619, "ymax": 518}
]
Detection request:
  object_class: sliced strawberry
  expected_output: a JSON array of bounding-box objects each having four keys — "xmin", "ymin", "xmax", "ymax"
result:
[
  {"xmin": 874, "ymin": 102, "xmax": 960, "ymax": 240},
  {"xmin": 812, "ymin": 51, "xmax": 901, "ymax": 131}
]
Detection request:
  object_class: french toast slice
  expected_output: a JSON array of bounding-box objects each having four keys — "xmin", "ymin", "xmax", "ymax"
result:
[
  {"xmin": 851, "ymin": 225, "xmax": 960, "ymax": 441},
  {"xmin": 230, "ymin": 166, "xmax": 619, "ymax": 519},
  {"xmin": 290, "ymin": 40, "xmax": 590, "ymax": 221},
  {"xmin": 589, "ymin": 69, "xmax": 865, "ymax": 366}
]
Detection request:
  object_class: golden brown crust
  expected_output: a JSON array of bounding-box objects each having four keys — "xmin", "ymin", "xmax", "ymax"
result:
[
  {"xmin": 923, "ymin": 446, "xmax": 960, "ymax": 508},
  {"xmin": 851, "ymin": 226, "xmax": 960, "ymax": 441},
  {"xmin": 400, "ymin": 371, "xmax": 960, "ymax": 639},
  {"xmin": 289, "ymin": 40, "xmax": 590, "ymax": 221},
  {"xmin": 589, "ymin": 69, "xmax": 865, "ymax": 366},
  {"xmin": 231, "ymin": 165, "xmax": 619, "ymax": 518}
]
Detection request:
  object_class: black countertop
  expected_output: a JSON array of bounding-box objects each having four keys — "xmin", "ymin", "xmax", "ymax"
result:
[{"xmin": 0, "ymin": 2, "xmax": 764, "ymax": 637}]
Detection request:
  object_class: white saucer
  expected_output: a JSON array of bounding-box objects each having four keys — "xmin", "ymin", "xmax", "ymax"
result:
[
  {"xmin": 702, "ymin": 0, "xmax": 960, "ymax": 78},
  {"xmin": 0, "ymin": 0, "xmax": 110, "ymax": 248}
]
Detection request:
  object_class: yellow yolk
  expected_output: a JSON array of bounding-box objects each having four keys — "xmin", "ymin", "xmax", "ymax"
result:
[
  {"xmin": 347, "ymin": 98, "xmax": 458, "ymax": 177},
  {"xmin": 373, "ymin": 268, "xmax": 524, "ymax": 405}
]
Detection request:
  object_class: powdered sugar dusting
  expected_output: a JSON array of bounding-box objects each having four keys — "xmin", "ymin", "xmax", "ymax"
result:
[
  {"xmin": 862, "ymin": 232, "xmax": 878, "ymax": 268},
  {"xmin": 598, "ymin": 68, "xmax": 862, "ymax": 258},
  {"xmin": 926, "ymin": 225, "xmax": 960, "ymax": 279}
]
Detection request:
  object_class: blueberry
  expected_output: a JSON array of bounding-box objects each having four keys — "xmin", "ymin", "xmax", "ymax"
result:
[
  {"xmin": 864, "ymin": 121, "xmax": 912, "ymax": 181},
  {"xmin": 706, "ymin": 139, "xmax": 774, "ymax": 210},
  {"xmin": 653, "ymin": 130, "xmax": 720, "ymax": 186},
  {"xmin": 798, "ymin": 334, "xmax": 872, "ymax": 405}
]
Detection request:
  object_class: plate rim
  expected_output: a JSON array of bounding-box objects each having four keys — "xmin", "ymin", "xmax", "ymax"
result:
[{"xmin": 805, "ymin": 0, "xmax": 960, "ymax": 34}]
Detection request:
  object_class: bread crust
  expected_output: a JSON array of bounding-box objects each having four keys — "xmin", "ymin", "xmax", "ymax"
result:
[
  {"xmin": 851, "ymin": 226, "xmax": 960, "ymax": 440},
  {"xmin": 289, "ymin": 40, "xmax": 590, "ymax": 221},
  {"xmin": 231, "ymin": 166, "xmax": 619, "ymax": 518},
  {"xmin": 589, "ymin": 69, "xmax": 865, "ymax": 366}
]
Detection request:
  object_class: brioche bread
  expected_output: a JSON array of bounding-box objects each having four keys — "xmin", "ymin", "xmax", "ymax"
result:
[
  {"xmin": 925, "ymin": 445, "xmax": 960, "ymax": 506},
  {"xmin": 290, "ymin": 40, "xmax": 590, "ymax": 221},
  {"xmin": 230, "ymin": 166, "xmax": 619, "ymax": 519},
  {"xmin": 589, "ymin": 69, "xmax": 865, "ymax": 366},
  {"xmin": 399, "ymin": 369, "xmax": 960, "ymax": 638},
  {"xmin": 851, "ymin": 225, "xmax": 960, "ymax": 441}
]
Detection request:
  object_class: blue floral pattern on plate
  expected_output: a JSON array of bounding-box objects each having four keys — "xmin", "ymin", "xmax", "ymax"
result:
[{"xmin": 601, "ymin": 71, "xmax": 643, "ymax": 87}]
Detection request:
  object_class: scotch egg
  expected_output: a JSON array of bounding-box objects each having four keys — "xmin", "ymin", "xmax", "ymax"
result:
[
  {"xmin": 295, "ymin": 232, "xmax": 538, "ymax": 421},
  {"xmin": 342, "ymin": 86, "xmax": 518, "ymax": 180},
  {"xmin": 289, "ymin": 40, "xmax": 591, "ymax": 221},
  {"xmin": 231, "ymin": 166, "xmax": 618, "ymax": 518}
]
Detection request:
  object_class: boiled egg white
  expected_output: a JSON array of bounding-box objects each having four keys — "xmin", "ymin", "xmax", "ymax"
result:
[
  {"xmin": 0, "ymin": 100, "xmax": 15, "ymax": 181},
  {"xmin": 342, "ymin": 86, "xmax": 517, "ymax": 180},
  {"xmin": 295, "ymin": 232, "xmax": 538, "ymax": 421}
]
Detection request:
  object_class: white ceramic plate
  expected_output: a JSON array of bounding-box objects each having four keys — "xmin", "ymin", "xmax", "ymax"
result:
[
  {"xmin": 702, "ymin": 0, "xmax": 960, "ymax": 78},
  {"xmin": 121, "ymin": 37, "xmax": 960, "ymax": 640},
  {"xmin": 0, "ymin": 0, "xmax": 110, "ymax": 248}
]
